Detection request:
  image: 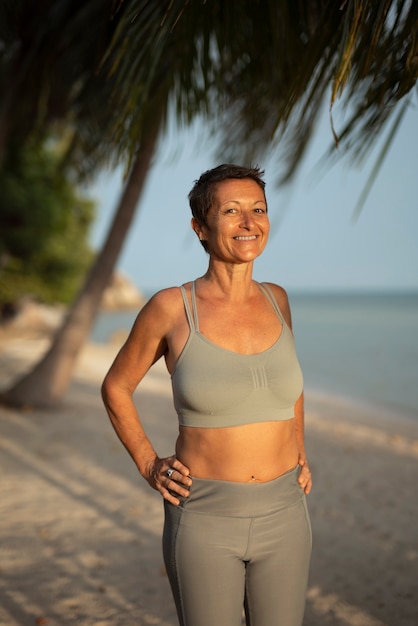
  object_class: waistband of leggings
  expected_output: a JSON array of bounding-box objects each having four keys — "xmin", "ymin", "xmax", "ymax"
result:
[{"xmin": 178, "ymin": 465, "xmax": 303, "ymax": 517}]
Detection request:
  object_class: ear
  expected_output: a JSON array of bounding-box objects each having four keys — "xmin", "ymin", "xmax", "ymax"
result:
[{"xmin": 191, "ymin": 217, "xmax": 206, "ymax": 241}]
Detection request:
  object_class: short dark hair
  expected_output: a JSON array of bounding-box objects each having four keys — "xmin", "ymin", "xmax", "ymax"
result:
[{"xmin": 188, "ymin": 164, "xmax": 266, "ymax": 251}]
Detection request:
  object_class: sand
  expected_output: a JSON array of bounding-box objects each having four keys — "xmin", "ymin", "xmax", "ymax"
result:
[{"xmin": 0, "ymin": 336, "xmax": 417, "ymax": 626}]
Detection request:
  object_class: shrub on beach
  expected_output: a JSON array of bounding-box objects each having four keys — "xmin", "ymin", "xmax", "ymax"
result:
[{"xmin": 0, "ymin": 140, "xmax": 96, "ymax": 312}]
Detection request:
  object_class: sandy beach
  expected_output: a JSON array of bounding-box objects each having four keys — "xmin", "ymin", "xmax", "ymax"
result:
[{"xmin": 1, "ymin": 335, "xmax": 417, "ymax": 626}]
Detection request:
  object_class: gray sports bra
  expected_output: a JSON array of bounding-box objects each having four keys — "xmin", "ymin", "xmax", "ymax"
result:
[{"xmin": 171, "ymin": 282, "xmax": 303, "ymax": 428}]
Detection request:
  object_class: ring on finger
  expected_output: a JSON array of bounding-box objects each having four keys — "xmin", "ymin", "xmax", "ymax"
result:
[{"xmin": 166, "ymin": 468, "xmax": 175, "ymax": 478}]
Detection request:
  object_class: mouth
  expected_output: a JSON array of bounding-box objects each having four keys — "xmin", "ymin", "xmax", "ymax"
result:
[{"xmin": 233, "ymin": 235, "xmax": 258, "ymax": 241}]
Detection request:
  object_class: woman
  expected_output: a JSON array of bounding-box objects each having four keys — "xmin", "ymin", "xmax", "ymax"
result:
[{"xmin": 102, "ymin": 164, "xmax": 312, "ymax": 626}]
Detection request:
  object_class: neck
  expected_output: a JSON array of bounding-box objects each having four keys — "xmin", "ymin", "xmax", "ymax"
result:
[{"xmin": 199, "ymin": 260, "xmax": 256, "ymax": 298}]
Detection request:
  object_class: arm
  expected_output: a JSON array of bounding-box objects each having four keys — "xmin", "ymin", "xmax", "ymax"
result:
[
  {"xmin": 101, "ymin": 289, "xmax": 191, "ymax": 505},
  {"xmin": 294, "ymin": 392, "xmax": 312, "ymax": 494},
  {"xmin": 267, "ymin": 283, "xmax": 312, "ymax": 494}
]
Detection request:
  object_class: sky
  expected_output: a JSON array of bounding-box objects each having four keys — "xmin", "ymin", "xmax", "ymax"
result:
[{"xmin": 88, "ymin": 102, "xmax": 418, "ymax": 296}]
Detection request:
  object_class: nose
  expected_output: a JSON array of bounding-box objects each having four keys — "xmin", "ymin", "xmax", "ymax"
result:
[{"xmin": 240, "ymin": 211, "xmax": 255, "ymax": 228}]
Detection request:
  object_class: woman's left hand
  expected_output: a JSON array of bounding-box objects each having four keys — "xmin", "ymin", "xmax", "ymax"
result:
[{"xmin": 297, "ymin": 456, "xmax": 312, "ymax": 494}]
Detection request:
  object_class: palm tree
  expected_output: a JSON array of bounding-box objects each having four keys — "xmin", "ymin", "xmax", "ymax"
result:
[
  {"xmin": 0, "ymin": 0, "xmax": 117, "ymax": 159},
  {"xmin": 1, "ymin": 1, "xmax": 196, "ymax": 407},
  {"xmin": 96, "ymin": 1, "xmax": 417, "ymax": 179},
  {"xmin": 2, "ymin": 122, "xmax": 160, "ymax": 406},
  {"xmin": 1, "ymin": 0, "xmax": 417, "ymax": 407}
]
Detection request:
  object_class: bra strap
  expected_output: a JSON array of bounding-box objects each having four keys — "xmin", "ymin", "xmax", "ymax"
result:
[
  {"xmin": 259, "ymin": 283, "xmax": 284, "ymax": 322},
  {"xmin": 191, "ymin": 281, "xmax": 200, "ymax": 331},
  {"xmin": 180, "ymin": 285, "xmax": 195, "ymax": 330}
]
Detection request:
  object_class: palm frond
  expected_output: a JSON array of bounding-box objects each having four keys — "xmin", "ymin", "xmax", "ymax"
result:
[{"xmin": 2, "ymin": 0, "xmax": 417, "ymax": 189}]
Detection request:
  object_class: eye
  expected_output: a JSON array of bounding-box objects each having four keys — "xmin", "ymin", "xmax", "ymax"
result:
[{"xmin": 254, "ymin": 207, "xmax": 267, "ymax": 214}]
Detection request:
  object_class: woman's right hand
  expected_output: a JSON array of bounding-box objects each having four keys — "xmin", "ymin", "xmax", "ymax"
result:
[{"xmin": 146, "ymin": 454, "xmax": 192, "ymax": 506}]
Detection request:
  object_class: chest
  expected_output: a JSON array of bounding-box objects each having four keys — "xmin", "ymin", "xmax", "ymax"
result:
[
  {"xmin": 194, "ymin": 299, "xmax": 283, "ymax": 354},
  {"xmin": 165, "ymin": 289, "xmax": 284, "ymax": 374}
]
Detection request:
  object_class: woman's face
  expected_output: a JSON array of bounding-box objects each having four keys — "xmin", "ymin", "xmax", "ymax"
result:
[{"xmin": 193, "ymin": 178, "xmax": 269, "ymax": 263}]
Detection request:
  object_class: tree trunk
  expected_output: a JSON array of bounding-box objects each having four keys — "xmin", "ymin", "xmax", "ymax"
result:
[{"xmin": 1, "ymin": 121, "xmax": 160, "ymax": 408}]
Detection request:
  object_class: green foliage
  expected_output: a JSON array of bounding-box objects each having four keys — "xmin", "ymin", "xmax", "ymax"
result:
[
  {"xmin": 66, "ymin": 0, "xmax": 417, "ymax": 186},
  {"xmin": 1, "ymin": 1, "xmax": 417, "ymax": 186},
  {"xmin": 0, "ymin": 140, "xmax": 95, "ymax": 305},
  {"xmin": 0, "ymin": 0, "xmax": 116, "ymax": 150}
]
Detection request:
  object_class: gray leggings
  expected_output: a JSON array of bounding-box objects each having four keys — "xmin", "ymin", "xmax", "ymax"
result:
[{"xmin": 163, "ymin": 466, "xmax": 312, "ymax": 626}]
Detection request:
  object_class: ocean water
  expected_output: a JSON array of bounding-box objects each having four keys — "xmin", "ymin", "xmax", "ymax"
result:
[
  {"xmin": 91, "ymin": 292, "xmax": 418, "ymax": 419},
  {"xmin": 289, "ymin": 292, "xmax": 418, "ymax": 419}
]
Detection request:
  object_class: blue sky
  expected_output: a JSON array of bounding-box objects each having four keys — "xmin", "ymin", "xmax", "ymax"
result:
[{"xmin": 88, "ymin": 103, "xmax": 418, "ymax": 295}]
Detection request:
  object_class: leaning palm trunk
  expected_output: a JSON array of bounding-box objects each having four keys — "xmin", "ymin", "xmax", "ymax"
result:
[{"xmin": 2, "ymin": 122, "xmax": 159, "ymax": 408}]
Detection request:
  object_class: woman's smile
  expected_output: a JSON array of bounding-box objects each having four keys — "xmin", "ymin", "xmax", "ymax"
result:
[{"xmin": 194, "ymin": 178, "xmax": 270, "ymax": 262}]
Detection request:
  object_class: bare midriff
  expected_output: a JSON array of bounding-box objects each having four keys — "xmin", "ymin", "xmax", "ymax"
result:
[{"xmin": 175, "ymin": 418, "xmax": 299, "ymax": 483}]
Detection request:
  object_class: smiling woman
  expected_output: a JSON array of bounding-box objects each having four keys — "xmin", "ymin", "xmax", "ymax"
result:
[
  {"xmin": 192, "ymin": 177, "xmax": 270, "ymax": 265},
  {"xmin": 102, "ymin": 163, "xmax": 312, "ymax": 626}
]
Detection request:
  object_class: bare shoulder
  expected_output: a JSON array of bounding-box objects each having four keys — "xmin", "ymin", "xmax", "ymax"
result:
[
  {"xmin": 135, "ymin": 286, "xmax": 185, "ymax": 331},
  {"xmin": 262, "ymin": 282, "xmax": 293, "ymax": 329},
  {"xmin": 147, "ymin": 285, "xmax": 184, "ymax": 313},
  {"xmin": 106, "ymin": 286, "xmax": 185, "ymax": 379}
]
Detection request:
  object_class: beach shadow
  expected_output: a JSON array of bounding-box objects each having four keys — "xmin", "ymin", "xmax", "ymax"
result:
[
  {"xmin": 2, "ymin": 367, "xmax": 417, "ymax": 626},
  {"xmin": 0, "ymin": 375, "xmax": 178, "ymax": 626},
  {"xmin": 303, "ymin": 408, "xmax": 418, "ymax": 626}
]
